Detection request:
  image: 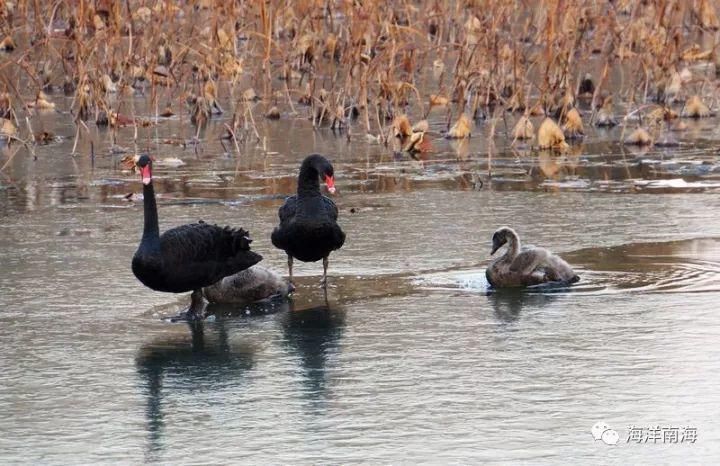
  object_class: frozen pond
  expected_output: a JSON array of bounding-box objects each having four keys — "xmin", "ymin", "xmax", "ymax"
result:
[{"xmin": 2, "ymin": 91, "xmax": 720, "ymax": 463}]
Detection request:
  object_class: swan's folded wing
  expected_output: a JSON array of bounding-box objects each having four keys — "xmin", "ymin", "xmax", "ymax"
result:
[
  {"xmin": 544, "ymin": 254, "xmax": 578, "ymax": 282},
  {"xmin": 509, "ymin": 247, "xmax": 551, "ymax": 275},
  {"xmin": 278, "ymin": 195, "xmax": 298, "ymax": 223},
  {"xmin": 160, "ymin": 223, "xmax": 252, "ymax": 265},
  {"xmin": 321, "ymin": 195, "xmax": 339, "ymax": 221}
]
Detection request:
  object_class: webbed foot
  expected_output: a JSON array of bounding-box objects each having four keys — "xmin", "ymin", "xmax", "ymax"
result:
[{"xmin": 167, "ymin": 290, "xmax": 207, "ymax": 322}]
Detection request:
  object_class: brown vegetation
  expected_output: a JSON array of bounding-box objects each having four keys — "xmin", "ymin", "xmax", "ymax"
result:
[{"xmin": 0, "ymin": 0, "xmax": 718, "ymax": 158}]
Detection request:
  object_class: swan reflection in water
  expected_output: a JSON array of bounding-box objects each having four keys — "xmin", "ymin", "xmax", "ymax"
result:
[
  {"xmin": 280, "ymin": 297, "xmax": 346, "ymax": 409},
  {"xmin": 135, "ymin": 294, "xmax": 346, "ymax": 459},
  {"xmin": 486, "ymin": 288, "xmax": 560, "ymax": 323},
  {"xmin": 135, "ymin": 321, "xmax": 256, "ymax": 461}
]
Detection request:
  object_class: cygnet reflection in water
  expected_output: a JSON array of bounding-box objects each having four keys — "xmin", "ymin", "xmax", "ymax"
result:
[{"xmin": 487, "ymin": 289, "xmax": 561, "ymax": 322}]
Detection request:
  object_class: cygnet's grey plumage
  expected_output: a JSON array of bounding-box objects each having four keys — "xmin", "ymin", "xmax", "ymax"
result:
[
  {"xmin": 486, "ymin": 226, "xmax": 579, "ymax": 288},
  {"xmin": 202, "ymin": 265, "xmax": 293, "ymax": 304}
]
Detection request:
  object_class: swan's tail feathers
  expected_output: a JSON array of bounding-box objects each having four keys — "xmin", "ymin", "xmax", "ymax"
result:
[
  {"xmin": 225, "ymin": 226, "xmax": 261, "ymax": 271},
  {"xmin": 224, "ymin": 226, "xmax": 252, "ymax": 252},
  {"xmin": 204, "ymin": 223, "xmax": 260, "ymax": 267}
]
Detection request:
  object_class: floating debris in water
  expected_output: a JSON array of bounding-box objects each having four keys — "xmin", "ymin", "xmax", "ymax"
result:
[
  {"xmin": 562, "ymin": 108, "xmax": 584, "ymax": 140},
  {"xmin": 578, "ymin": 73, "xmax": 594, "ymax": 97},
  {"xmin": 34, "ymin": 131, "xmax": 57, "ymax": 145},
  {"xmin": 391, "ymin": 114, "xmax": 412, "ymax": 139},
  {"xmin": 512, "ymin": 116, "xmax": 534, "ymax": 141},
  {"xmin": 538, "ymin": 118, "xmax": 568, "ymax": 151},
  {"xmin": 0, "ymin": 118, "xmax": 17, "ymax": 138},
  {"xmin": 155, "ymin": 157, "xmax": 186, "ymax": 168},
  {"xmin": 0, "ymin": 35, "xmax": 15, "ymax": 51},
  {"xmin": 404, "ymin": 130, "xmax": 432, "ymax": 153},
  {"xmin": 634, "ymin": 178, "xmax": 720, "ymax": 191},
  {"xmin": 624, "ymin": 128, "xmax": 653, "ymax": 146},
  {"xmin": 595, "ymin": 96, "xmax": 617, "ymax": 127},
  {"xmin": 242, "ymin": 88, "xmax": 259, "ymax": 102},
  {"xmin": 446, "ymin": 114, "xmax": 471, "ymax": 139},
  {"xmin": 265, "ymin": 106, "xmax": 281, "ymax": 119},
  {"xmin": 681, "ymin": 95, "xmax": 712, "ymax": 118},
  {"xmin": 57, "ymin": 227, "xmax": 93, "ymax": 237},
  {"xmin": 429, "ymin": 94, "xmax": 449, "ymax": 107},
  {"xmin": 28, "ymin": 92, "xmax": 55, "ymax": 110},
  {"xmin": 159, "ymin": 104, "xmax": 174, "ymax": 117}
]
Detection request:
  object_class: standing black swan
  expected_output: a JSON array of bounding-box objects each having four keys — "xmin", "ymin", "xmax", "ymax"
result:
[
  {"xmin": 271, "ymin": 154, "xmax": 345, "ymax": 286},
  {"xmin": 486, "ymin": 226, "xmax": 579, "ymax": 288},
  {"xmin": 129, "ymin": 154, "xmax": 262, "ymax": 320}
]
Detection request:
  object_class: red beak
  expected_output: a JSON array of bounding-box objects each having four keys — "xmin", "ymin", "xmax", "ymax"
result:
[
  {"xmin": 140, "ymin": 165, "xmax": 152, "ymax": 185},
  {"xmin": 324, "ymin": 175, "xmax": 336, "ymax": 194}
]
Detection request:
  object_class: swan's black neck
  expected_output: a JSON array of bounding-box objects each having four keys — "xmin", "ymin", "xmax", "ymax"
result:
[
  {"xmin": 141, "ymin": 182, "xmax": 161, "ymax": 250},
  {"xmin": 297, "ymin": 162, "xmax": 321, "ymax": 197}
]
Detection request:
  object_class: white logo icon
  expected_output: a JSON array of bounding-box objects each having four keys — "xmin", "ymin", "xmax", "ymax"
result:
[
  {"xmin": 592, "ymin": 421, "xmax": 619, "ymax": 445},
  {"xmin": 601, "ymin": 429, "xmax": 619, "ymax": 445}
]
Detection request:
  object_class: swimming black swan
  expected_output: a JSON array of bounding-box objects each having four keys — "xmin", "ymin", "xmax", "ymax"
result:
[
  {"xmin": 271, "ymin": 154, "xmax": 346, "ymax": 286},
  {"xmin": 486, "ymin": 226, "xmax": 579, "ymax": 288},
  {"xmin": 202, "ymin": 265, "xmax": 294, "ymax": 305},
  {"xmin": 130, "ymin": 154, "xmax": 262, "ymax": 320}
]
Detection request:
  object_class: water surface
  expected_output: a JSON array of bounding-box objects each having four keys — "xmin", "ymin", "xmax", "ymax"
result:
[{"xmin": 2, "ymin": 90, "xmax": 720, "ymax": 464}]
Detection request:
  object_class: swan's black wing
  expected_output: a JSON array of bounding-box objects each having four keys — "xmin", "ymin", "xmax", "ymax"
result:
[
  {"xmin": 321, "ymin": 195, "xmax": 339, "ymax": 221},
  {"xmin": 320, "ymin": 195, "xmax": 344, "ymax": 250},
  {"xmin": 158, "ymin": 222, "xmax": 262, "ymax": 290},
  {"xmin": 160, "ymin": 222, "xmax": 251, "ymax": 262},
  {"xmin": 272, "ymin": 196, "xmax": 297, "ymax": 252},
  {"xmin": 278, "ymin": 195, "xmax": 298, "ymax": 224}
]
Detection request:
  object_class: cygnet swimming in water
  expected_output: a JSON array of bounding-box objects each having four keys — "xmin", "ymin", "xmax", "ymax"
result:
[
  {"xmin": 486, "ymin": 226, "xmax": 579, "ymax": 288},
  {"xmin": 202, "ymin": 265, "xmax": 294, "ymax": 305}
]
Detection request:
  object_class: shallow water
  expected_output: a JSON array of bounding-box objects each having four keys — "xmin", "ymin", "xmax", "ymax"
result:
[{"xmin": 2, "ymin": 91, "xmax": 720, "ymax": 463}]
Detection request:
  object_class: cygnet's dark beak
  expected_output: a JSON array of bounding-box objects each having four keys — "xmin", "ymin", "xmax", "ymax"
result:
[{"xmin": 490, "ymin": 239, "xmax": 502, "ymax": 256}]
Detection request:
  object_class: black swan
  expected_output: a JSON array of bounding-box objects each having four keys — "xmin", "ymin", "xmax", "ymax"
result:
[
  {"xmin": 271, "ymin": 154, "xmax": 346, "ymax": 286},
  {"xmin": 486, "ymin": 226, "xmax": 579, "ymax": 288},
  {"xmin": 202, "ymin": 265, "xmax": 294, "ymax": 305},
  {"xmin": 129, "ymin": 154, "xmax": 262, "ymax": 319}
]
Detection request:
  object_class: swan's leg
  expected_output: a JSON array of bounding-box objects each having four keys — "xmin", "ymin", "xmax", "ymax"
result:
[
  {"xmin": 188, "ymin": 319, "xmax": 205, "ymax": 345},
  {"xmin": 321, "ymin": 256, "xmax": 329, "ymax": 287},
  {"xmin": 169, "ymin": 290, "xmax": 207, "ymax": 322},
  {"xmin": 187, "ymin": 289, "xmax": 207, "ymax": 321},
  {"xmin": 288, "ymin": 254, "xmax": 294, "ymax": 283}
]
